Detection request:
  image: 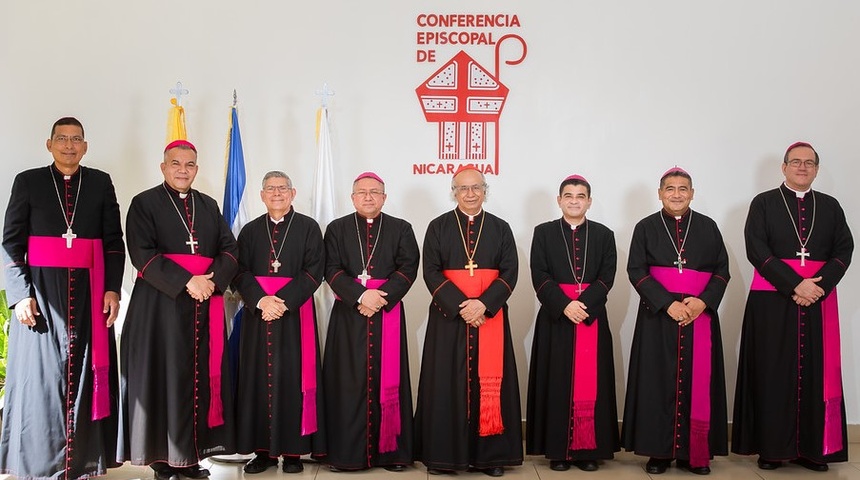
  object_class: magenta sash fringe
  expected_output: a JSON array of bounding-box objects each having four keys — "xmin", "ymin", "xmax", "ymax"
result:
[
  {"xmin": 750, "ymin": 259, "xmax": 843, "ymax": 455},
  {"xmin": 362, "ymin": 279, "xmax": 402, "ymax": 453},
  {"xmin": 650, "ymin": 266, "xmax": 713, "ymax": 468},
  {"xmin": 558, "ymin": 283, "xmax": 597, "ymax": 451},
  {"xmin": 28, "ymin": 236, "xmax": 110, "ymax": 421},
  {"xmin": 162, "ymin": 254, "xmax": 226, "ymax": 428},
  {"xmin": 256, "ymin": 276, "xmax": 318, "ymax": 435}
]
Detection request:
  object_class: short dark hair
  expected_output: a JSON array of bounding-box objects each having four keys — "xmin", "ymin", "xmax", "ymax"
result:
[
  {"xmin": 783, "ymin": 142, "xmax": 819, "ymax": 165},
  {"xmin": 558, "ymin": 177, "xmax": 591, "ymax": 197},
  {"xmin": 660, "ymin": 170, "xmax": 693, "ymax": 189},
  {"xmin": 50, "ymin": 117, "xmax": 84, "ymax": 138}
]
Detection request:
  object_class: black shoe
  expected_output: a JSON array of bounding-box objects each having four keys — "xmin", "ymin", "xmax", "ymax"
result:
[
  {"xmin": 645, "ymin": 458, "xmax": 672, "ymax": 474},
  {"xmin": 427, "ymin": 467, "xmax": 456, "ymax": 475},
  {"xmin": 482, "ymin": 467, "xmax": 504, "ymax": 477},
  {"xmin": 329, "ymin": 466, "xmax": 362, "ymax": 473},
  {"xmin": 178, "ymin": 465, "xmax": 210, "ymax": 479},
  {"xmin": 152, "ymin": 464, "xmax": 179, "ymax": 480},
  {"xmin": 244, "ymin": 454, "xmax": 279, "ymax": 474},
  {"xmin": 790, "ymin": 458, "xmax": 829, "ymax": 472},
  {"xmin": 757, "ymin": 457, "xmax": 783, "ymax": 470},
  {"xmin": 676, "ymin": 459, "xmax": 710, "ymax": 475},
  {"xmin": 549, "ymin": 460, "xmax": 569, "ymax": 471},
  {"xmin": 281, "ymin": 457, "xmax": 303, "ymax": 474},
  {"xmin": 572, "ymin": 460, "xmax": 599, "ymax": 472},
  {"xmin": 384, "ymin": 465, "xmax": 406, "ymax": 472}
]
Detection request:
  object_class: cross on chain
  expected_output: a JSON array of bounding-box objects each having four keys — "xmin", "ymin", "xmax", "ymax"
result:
[
  {"xmin": 271, "ymin": 259, "xmax": 282, "ymax": 273},
  {"xmin": 62, "ymin": 227, "xmax": 76, "ymax": 249},
  {"xmin": 186, "ymin": 233, "xmax": 198, "ymax": 254},
  {"xmin": 796, "ymin": 247, "xmax": 810, "ymax": 267},
  {"xmin": 674, "ymin": 254, "xmax": 687, "ymax": 274},
  {"xmin": 357, "ymin": 269, "xmax": 371, "ymax": 287},
  {"xmin": 464, "ymin": 259, "xmax": 478, "ymax": 277}
]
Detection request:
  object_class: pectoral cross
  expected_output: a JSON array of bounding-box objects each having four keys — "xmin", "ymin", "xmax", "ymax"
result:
[
  {"xmin": 465, "ymin": 259, "xmax": 478, "ymax": 277},
  {"xmin": 62, "ymin": 227, "xmax": 76, "ymax": 249},
  {"xmin": 796, "ymin": 247, "xmax": 810, "ymax": 267},
  {"xmin": 674, "ymin": 254, "xmax": 686, "ymax": 273},
  {"xmin": 576, "ymin": 283, "xmax": 584, "ymax": 294},
  {"xmin": 271, "ymin": 259, "xmax": 282, "ymax": 273},
  {"xmin": 358, "ymin": 269, "xmax": 371, "ymax": 287},
  {"xmin": 186, "ymin": 233, "xmax": 198, "ymax": 254}
]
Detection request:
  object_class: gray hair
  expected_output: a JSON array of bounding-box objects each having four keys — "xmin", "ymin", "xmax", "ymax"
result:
[
  {"xmin": 450, "ymin": 169, "xmax": 489, "ymax": 202},
  {"xmin": 262, "ymin": 171, "xmax": 293, "ymax": 189}
]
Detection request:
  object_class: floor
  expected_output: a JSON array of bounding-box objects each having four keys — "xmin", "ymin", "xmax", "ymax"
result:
[{"xmin": 9, "ymin": 444, "xmax": 858, "ymax": 480}]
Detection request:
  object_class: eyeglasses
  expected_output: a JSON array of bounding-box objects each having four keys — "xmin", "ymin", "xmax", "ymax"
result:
[
  {"xmin": 352, "ymin": 189, "xmax": 385, "ymax": 197},
  {"xmin": 786, "ymin": 159, "xmax": 818, "ymax": 168},
  {"xmin": 453, "ymin": 184, "xmax": 486, "ymax": 194},
  {"xmin": 53, "ymin": 135, "xmax": 84, "ymax": 144},
  {"xmin": 264, "ymin": 185, "xmax": 292, "ymax": 193}
]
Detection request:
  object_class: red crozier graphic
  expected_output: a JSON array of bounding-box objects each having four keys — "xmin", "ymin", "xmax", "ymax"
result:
[{"xmin": 415, "ymin": 36, "xmax": 527, "ymax": 175}]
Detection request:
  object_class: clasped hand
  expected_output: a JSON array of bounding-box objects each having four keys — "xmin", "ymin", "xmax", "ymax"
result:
[
  {"xmin": 667, "ymin": 297, "xmax": 706, "ymax": 327},
  {"xmin": 459, "ymin": 299, "xmax": 487, "ymax": 327},
  {"xmin": 564, "ymin": 300, "xmax": 589, "ymax": 324},
  {"xmin": 186, "ymin": 272, "xmax": 215, "ymax": 302},
  {"xmin": 792, "ymin": 276, "xmax": 824, "ymax": 307},
  {"xmin": 358, "ymin": 289, "xmax": 388, "ymax": 317},
  {"xmin": 259, "ymin": 296, "xmax": 287, "ymax": 321}
]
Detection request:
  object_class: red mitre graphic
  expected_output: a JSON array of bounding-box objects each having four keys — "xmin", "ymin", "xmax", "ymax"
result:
[{"xmin": 416, "ymin": 50, "xmax": 508, "ymax": 163}]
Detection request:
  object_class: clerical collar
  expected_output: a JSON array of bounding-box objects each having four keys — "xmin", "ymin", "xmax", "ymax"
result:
[
  {"xmin": 457, "ymin": 207, "xmax": 483, "ymax": 222},
  {"xmin": 52, "ymin": 164, "xmax": 80, "ymax": 180},
  {"xmin": 163, "ymin": 182, "xmax": 192, "ymax": 199},
  {"xmin": 269, "ymin": 207, "xmax": 293, "ymax": 224},
  {"xmin": 661, "ymin": 208, "xmax": 690, "ymax": 221},
  {"xmin": 563, "ymin": 217, "xmax": 586, "ymax": 230},
  {"xmin": 783, "ymin": 182, "xmax": 810, "ymax": 199},
  {"xmin": 356, "ymin": 212, "xmax": 381, "ymax": 224}
]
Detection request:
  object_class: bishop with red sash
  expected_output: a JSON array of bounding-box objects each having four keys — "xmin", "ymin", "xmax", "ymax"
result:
[
  {"xmin": 526, "ymin": 175, "xmax": 619, "ymax": 473},
  {"xmin": 1, "ymin": 117, "xmax": 125, "ymax": 480},
  {"xmin": 732, "ymin": 142, "xmax": 853, "ymax": 472},
  {"xmin": 233, "ymin": 172, "xmax": 326, "ymax": 474},
  {"xmin": 119, "ymin": 140, "xmax": 238, "ymax": 480},
  {"xmin": 322, "ymin": 172, "xmax": 419, "ymax": 472},
  {"xmin": 622, "ymin": 168, "xmax": 729, "ymax": 475},
  {"xmin": 414, "ymin": 167, "xmax": 522, "ymax": 478}
]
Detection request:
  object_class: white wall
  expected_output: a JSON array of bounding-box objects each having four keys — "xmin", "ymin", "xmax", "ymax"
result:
[{"xmin": 2, "ymin": 1, "xmax": 858, "ymax": 423}]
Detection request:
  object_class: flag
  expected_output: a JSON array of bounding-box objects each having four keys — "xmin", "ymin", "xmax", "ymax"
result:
[
  {"xmin": 312, "ymin": 105, "xmax": 337, "ymax": 347},
  {"xmin": 223, "ymin": 102, "xmax": 250, "ymax": 396},
  {"xmin": 223, "ymin": 105, "xmax": 250, "ymax": 236},
  {"xmin": 167, "ymin": 97, "xmax": 187, "ymax": 142}
]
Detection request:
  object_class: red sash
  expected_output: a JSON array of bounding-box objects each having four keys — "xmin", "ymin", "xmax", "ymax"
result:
[
  {"xmin": 27, "ymin": 236, "xmax": 110, "ymax": 421},
  {"xmin": 558, "ymin": 283, "xmax": 597, "ymax": 451},
  {"xmin": 443, "ymin": 269, "xmax": 504, "ymax": 436},
  {"xmin": 650, "ymin": 266, "xmax": 713, "ymax": 468},
  {"xmin": 750, "ymin": 259, "xmax": 843, "ymax": 455},
  {"xmin": 255, "ymin": 276, "xmax": 318, "ymax": 436},
  {"xmin": 162, "ymin": 254, "xmax": 225, "ymax": 428}
]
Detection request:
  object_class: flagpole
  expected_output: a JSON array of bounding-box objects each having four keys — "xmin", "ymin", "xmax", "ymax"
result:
[{"xmin": 312, "ymin": 83, "xmax": 337, "ymax": 351}]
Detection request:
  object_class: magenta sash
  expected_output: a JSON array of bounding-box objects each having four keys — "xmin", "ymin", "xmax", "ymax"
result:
[
  {"xmin": 362, "ymin": 279, "xmax": 403, "ymax": 453},
  {"xmin": 256, "ymin": 276, "xmax": 318, "ymax": 435},
  {"xmin": 750, "ymin": 259, "xmax": 842, "ymax": 455},
  {"xmin": 28, "ymin": 236, "xmax": 110, "ymax": 421},
  {"xmin": 650, "ymin": 266, "xmax": 713, "ymax": 468},
  {"xmin": 163, "ymin": 254, "xmax": 225, "ymax": 428},
  {"xmin": 558, "ymin": 283, "xmax": 597, "ymax": 451}
]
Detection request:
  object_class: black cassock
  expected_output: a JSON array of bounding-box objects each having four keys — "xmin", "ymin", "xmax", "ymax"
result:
[
  {"xmin": 526, "ymin": 218, "xmax": 619, "ymax": 461},
  {"xmin": 322, "ymin": 211, "xmax": 419, "ymax": 469},
  {"xmin": 414, "ymin": 209, "xmax": 523, "ymax": 471},
  {"xmin": 119, "ymin": 183, "xmax": 238, "ymax": 466},
  {"xmin": 1, "ymin": 165, "xmax": 124, "ymax": 479},
  {"xmin": 622, "ymin": 209, "xmax": 729, "ymax": 461},
  {"xmin": 233, "ymin": 209, "xmax": 326, "ymax": 457},
  {"xmin": 732, "ymin": 185, "xmax": 853, "ymax": 463}
]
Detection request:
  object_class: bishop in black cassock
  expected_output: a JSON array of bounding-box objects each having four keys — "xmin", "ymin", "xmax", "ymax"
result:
[
  {"xmin": 622, "ymin": 168, "xmax": 729, "ymax": 475},
  {"xmin": 732, "ymin": 142, "xmax": 853, "ymax": 472},
  {"xmin": 414, "ymin": 167, "xmax": 522, "ymax": 478},
  {"xmin": 233, "ymin": 172, "xmax": 326, "ymax": 474},
  {"xmin": 526, "ymin": 175, "xmax": 619, "ymax": 473},
  {"xmin": 322, "ymin": 172, "xmax": 419, "ymax": 472},
  {"xmin": 119, "ymin": 141, "xmax": 238, "ymax": 480},
  {"xmin": 1, "ymin": 118, "xmax": 124, "ymax": 480}
]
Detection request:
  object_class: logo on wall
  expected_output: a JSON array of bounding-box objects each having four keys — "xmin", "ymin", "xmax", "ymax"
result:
[{"xmin": 413, "ymin": 14, "xmax": 527, "ymax": 176}]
